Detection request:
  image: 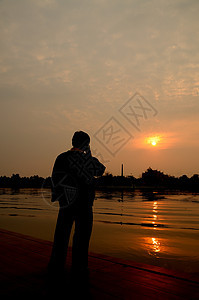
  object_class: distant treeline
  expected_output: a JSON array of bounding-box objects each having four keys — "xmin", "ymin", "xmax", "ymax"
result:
[
  {"xmin": 0, "ymin": 168, "xmax": 198, "ymax": 191},
  {"xmin": 96, "ymin": 168, "xmax": 199, "ymax": 191}
]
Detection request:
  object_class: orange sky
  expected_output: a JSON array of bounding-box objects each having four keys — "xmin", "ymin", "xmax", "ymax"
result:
[{"xmin": 0, "ymin": 0, "xmax": 199, "ymax": 178}]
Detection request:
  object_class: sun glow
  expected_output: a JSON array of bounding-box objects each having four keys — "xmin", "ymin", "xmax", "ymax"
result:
[
  {"xmin": 131, "ymin": 132, "xmax": 177, "ymax": 150},
  {"xmin": 146, "ymin": 136, "xmax": 161, "ymax": 147}
]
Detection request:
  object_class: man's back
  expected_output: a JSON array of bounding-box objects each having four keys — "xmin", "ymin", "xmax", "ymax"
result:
[{"xmin": 51, "ymin": 149, "xmax": 105, "ymax": 208}]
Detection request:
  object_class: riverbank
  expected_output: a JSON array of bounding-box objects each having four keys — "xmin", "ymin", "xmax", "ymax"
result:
[{"xmin": 1, "ymin": 229, "xmax": 199, "ymax": 299}]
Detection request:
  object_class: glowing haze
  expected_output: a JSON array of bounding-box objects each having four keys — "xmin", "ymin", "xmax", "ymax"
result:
[{"xmin": 0, "ymin": 0, "xmax": 199, "ymax": 178}]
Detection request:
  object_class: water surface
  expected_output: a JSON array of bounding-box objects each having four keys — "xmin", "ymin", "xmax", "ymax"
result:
[{"xmin": 0, "ymin": 188, "xmax": 199, "ymax": 275}]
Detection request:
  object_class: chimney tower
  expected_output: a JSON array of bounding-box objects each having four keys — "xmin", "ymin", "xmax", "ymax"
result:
[{"xmin": 121, "ymin": 164, "xmax": 124, "ymax": 177}]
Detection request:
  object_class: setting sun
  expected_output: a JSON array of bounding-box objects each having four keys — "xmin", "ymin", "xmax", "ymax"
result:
[{"xmin": 146, "ymin": 136, "xmax": 161, "ymax": 147}]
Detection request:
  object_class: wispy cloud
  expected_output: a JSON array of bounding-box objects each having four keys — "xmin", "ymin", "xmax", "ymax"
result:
[{"xmin": 0, "ymin": 0, "xmax": 199, "ymax": 176}]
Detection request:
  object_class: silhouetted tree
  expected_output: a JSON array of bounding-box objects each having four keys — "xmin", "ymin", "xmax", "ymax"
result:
[
  {"xmin": 141, "ymin": 167, "xmax": 166, "ymax": 187},
  {"xmin": 10, "ymin": 174, "xmax": 21, "ymax": 189}
]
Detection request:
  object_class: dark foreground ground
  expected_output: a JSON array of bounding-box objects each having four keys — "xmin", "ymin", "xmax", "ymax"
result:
[{"xmin": 0, "ymin": 228, "xmax": 199, "ymax": 299}]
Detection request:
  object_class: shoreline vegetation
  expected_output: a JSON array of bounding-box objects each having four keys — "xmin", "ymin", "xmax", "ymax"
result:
[{"xmin": 0, "ymin": 168, "xmax": 198, "ymax": 192}]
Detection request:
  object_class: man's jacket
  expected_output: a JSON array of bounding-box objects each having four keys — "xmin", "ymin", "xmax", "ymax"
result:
[{"xmin": 51, "ymin": 149, "xmax": 105, "ymax": 208}]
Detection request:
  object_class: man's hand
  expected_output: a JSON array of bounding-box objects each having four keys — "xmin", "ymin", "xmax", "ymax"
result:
[{"xmin": 83, "ymin": 145, "xmax": 92, "ymax": 156}]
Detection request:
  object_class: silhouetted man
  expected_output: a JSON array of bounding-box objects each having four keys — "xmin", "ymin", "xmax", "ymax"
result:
[{"xmin": 48, "ymin": 131, "xmax": 105, "ymax": 283}]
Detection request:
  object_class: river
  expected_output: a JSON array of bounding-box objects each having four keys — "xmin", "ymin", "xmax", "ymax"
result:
[{"xmin": 0, "ymin": 188, "xmax": 199, "ymax": 276}]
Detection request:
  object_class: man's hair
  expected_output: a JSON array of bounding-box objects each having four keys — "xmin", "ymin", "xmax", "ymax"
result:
[{"xmin": 72, "ymin": 131, "xmax": 90, "ymax": 149}]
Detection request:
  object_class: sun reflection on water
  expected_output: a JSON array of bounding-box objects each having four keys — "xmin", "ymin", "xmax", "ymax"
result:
[
  {"xmin": 152, "ymin": 201, "xmax": 158, "ymax": 229},
  {"xmin": 143, "ymin": 200, "xmax": 163, "ymax": 257},
  {"xmin": 151, "ymin": 237, "xmax": 161, "ymax": 253},
  {"xmin": 153, "ymin": 201, "xmax": 158, "ymax": 214},
  {"xmin": 143, "ymin": 237, "xmax": 163, "ymax": 258}
]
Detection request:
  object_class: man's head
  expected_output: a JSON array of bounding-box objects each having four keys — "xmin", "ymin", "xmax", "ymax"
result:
[{"xmin": 72, "ymin": 131, "xmax": 90, "ymax": 149}]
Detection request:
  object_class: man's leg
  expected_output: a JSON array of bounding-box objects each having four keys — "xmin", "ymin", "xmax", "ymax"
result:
[
  {"xmin": 72, "ymin": 206, "xmax": 93, "ymax": 272},
  {"xmin": 48, "ymin": 206, "xmax": 74, "ymax": 273}
]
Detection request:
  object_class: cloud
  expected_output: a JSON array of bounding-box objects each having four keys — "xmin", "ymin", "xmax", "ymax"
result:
[
  {"xmin": 1, "ymin": 0, "xmax": 199, "ymax": 97},
  {"xmin": 0, "ymin": 0, "xmax": 199, "ymax": 176}
]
